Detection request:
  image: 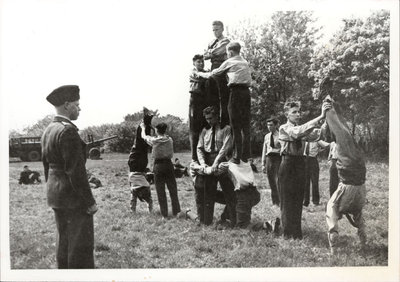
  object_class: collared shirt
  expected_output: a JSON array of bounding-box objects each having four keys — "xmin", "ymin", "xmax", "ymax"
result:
[
  {"xmin": 189, "ymin": 68, "xmax": 207, "ymax": 94},
  {"xmin": 304, "ymin": 140, "xmax": 330, "ymax": 158},
  {"xmin": 142, "ymin": 135, "xmax": 174, "ymax": 160},
  {"xmin": 279, "ymin": 120, "xmax": 321, "ymax": 156},
  {"xmin": 197, "ymin": 124, "xmax": 232, "ymax": 166},
  {"xmin": 206, "ymin": 36, "xmax": 230, "ymax": 64},
  {"xmin": 261, "ymin": 130, "xmax": 280, "ymax": 165},
  {"xmin": 210, "ymin": 55, "xmax": 252, "ymax": 86}
]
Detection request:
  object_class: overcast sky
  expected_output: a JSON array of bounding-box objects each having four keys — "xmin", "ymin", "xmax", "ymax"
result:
[{"xmin": 0, "ymin": 0, "xmax": 392, "ymax": 131}]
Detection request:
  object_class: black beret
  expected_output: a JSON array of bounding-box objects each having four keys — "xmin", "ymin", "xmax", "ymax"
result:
[{"xmin": 46, "ymin": 85, "xmax": 80, "ymax": 106}]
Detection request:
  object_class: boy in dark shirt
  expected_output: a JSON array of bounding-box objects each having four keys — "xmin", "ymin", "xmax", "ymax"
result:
[
  {"xmin": 18, "ymin": 165, "xmax": 41, "ymax": 184},
  {"xmin": 189, "ymin": 55, "xmax": 209, "ymax": 163}
]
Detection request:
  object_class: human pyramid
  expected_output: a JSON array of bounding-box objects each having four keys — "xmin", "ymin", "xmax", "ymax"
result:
[{"xmin": 41, "ymin": 21, "xmax": 367, "ymax": 268}]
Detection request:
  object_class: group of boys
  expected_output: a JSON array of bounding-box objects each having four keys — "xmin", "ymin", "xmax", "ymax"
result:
[
  {"xmin": 260, "ymin": 84, "xmax": 366, "ymax": 255},
  {"xmin": 38, "ymin": 22, "xmax": 367, "ymax": 269},
  {"xmin": 187, "ymin": 21, "xmax": 368, "ymax": 253},
  {"xmin": 188, "ymin": 21, "xmax": 268, "ymax": 230},
  {"xmin": 261, "ymin": 118, "xmax": 333, "ymax": 208}
]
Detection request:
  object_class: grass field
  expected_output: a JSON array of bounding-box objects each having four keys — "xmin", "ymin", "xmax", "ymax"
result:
[{"xmin": 8, "ymin": 152, "xmax": 388, "ymax": 269}]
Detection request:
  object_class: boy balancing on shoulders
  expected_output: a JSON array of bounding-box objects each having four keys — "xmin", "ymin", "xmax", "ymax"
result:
[
  {"xmin": 196, "ymin": 41, "xmax": 252, "ymax": 165},
  {"xmin": 189, "ymin": 54, "xmax": 210, "ymax": 163}
]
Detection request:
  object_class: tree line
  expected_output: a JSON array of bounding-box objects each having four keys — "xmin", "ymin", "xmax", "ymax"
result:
[
  {"xmin": 229, "ymin": 10, "xmax": 389, "ymax": 159},
  {"xmin": 9, "ymin": 10, "xmax": 389, "ymax": 159}
]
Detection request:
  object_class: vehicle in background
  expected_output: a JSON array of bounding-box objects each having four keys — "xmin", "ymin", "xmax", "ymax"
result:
[
  {"xmin": 9, "ymin": 135, "xmax": 118, "ymax": 161},
  {"xmin": 9, "ymin": 137, "xmax": 42, "ymax": 162}
]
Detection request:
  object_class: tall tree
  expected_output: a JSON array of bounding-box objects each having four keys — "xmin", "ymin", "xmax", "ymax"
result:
[
  {"xmin": 229, "ymin": 11, "xmax": 321, "ymax": 152},
  {"xmin": 21, "ymin": 114, "xmax": 54, "ymax": 137},
  {"xmin": 309, "ymin": 10, "xmax": 389, "ymax": 156}
]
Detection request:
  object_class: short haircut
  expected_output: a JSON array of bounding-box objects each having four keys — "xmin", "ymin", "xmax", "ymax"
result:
[
  {"xmin": 203, "ymin": 106, "xmax": 218, "ymax": 117},
  {"xmin": 212, "ymin": 20, "xmax": 224, "ymax": 28},
  {"xmin": 283, "ymin": 101, "xmax": 301, "ymax": 114},
  {"xmin": 155, "ymin": 122, "xmax": 168, "ymax": 134},
  {"xmin": 192, "ymin": 54, "xmax": 204, "ymax": 62},
  {"xmin": 23, "ymin": 165, "xmax": 28, "ymax": 168},
  {"xmin": 266, "ymin": 117, "xmax": 279, "ymax": 125},
  {"xmin": 227, "ymin": 42, "xmax": 241, "ymax": 53}
]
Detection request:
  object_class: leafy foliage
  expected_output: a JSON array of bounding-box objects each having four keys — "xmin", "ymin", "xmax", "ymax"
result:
[
  {"xmin": 153, "ymin": 114, "xmax": 190, "ymax": 152},
  {"xmin": 309, "ymin": 10, "xmax": 389, "ymax": 156},
  {"xmin": 9, "ymin": 109, "xmax": 190, "ymax": 153},
  {"xmin": 229, "ymin": 11, "xmax": 322, "ymax": 153},
  {"xmin": 9, "ymin": 114, "xmax": 54, "ymax": 138}
]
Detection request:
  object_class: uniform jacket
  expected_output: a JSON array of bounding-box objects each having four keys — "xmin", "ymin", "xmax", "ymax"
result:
[{"xmin": 41, "ymin": 116, "xmax": 96, "ymax": 209}]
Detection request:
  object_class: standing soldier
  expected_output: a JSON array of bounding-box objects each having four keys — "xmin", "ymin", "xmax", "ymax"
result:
[
  {"xmin": 261, "ymin": 117, "xmax": 281, "ymax": 206},
  {"xmin": 41, "ymin": 85, "xmax": 98, "ymax": 269}
]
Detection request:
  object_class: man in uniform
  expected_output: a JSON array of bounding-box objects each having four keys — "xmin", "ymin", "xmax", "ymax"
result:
[{"xmin": 41, "ymin": 85, "xmax": 98, "ymax": 269}]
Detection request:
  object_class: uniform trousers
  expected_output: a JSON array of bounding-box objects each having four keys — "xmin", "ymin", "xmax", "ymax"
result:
[
  {"xmin": 326, "ymin": 182, "xmax": 366, "ymax": 248},
  {"xmin": 227, "ymin": 85, "xmax": 251, "ymax": 162},
  {"xmin": 235, "ymin": 186, "xmax": 261, "ymax": 228},
  {"xmin": 215, "ymin": 76, "xmax": 230, "ymax": 127},
  {"xmin": 266, "ymin": 154, "xmax": 281, "ymax": 206},
  {"xmin": 153, "ymin": 160, "xmax": 181, "ymax": 217},
  {"xmin": 329, "ymin": 159, "xmax": 339, "ymax": 197},
  {"xmin": 303, "ymin": 156, "xmax": 320, "ymax": 206},
  {"xmin": 189, "ymin": 93, "xmax": 208, "ymax": 161},
  {"xmin": 278, "ymin": 155, "xmax": 306, "ymax": 239},
  {"xmin": 194, "ymin": 153, "xmax": 236, "ymax": 226},
  {"xmin": 211, "ymin": 62, "xmax": 229, "ymax": 127},
  {"xmin": 53, "ymin": 208, "xmax": 94, "ymax": 269}
]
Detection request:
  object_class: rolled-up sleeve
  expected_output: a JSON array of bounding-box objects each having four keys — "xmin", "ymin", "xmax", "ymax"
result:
[{"xmin": 282, "ymin": 120, "xmax": 319, "ymax": 140}]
